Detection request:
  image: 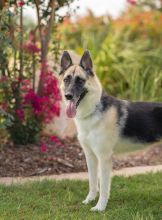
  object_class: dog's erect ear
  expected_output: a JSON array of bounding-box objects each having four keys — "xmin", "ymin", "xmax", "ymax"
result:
[
  {"xmin": 60, "ymin": 51, "xmax": 72, "ymax": 75},
  {"xmin": 80, "ymin": 50, "xmax": 94, "ymax": 76}
]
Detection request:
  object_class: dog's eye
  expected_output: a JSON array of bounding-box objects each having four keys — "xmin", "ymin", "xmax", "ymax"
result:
[
  {"xmin": 64, "ymin": 75, "xmax": 71, "ymax": 83},
  {"xmin": 75, "ymin": 77, "xmax": 85, "ymax": 84}
]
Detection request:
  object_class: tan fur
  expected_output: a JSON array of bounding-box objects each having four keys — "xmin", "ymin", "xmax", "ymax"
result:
[
  {"xmin": 104, "ymin": 106, "xmax": 119, "ymax": 142},
  {"xmin": 60, "ymin": 65, "xmax": 87, "ymax": 96},
  {"xmin": 64, "ymin": 65, "xmax": 87, "ymax": 79}
]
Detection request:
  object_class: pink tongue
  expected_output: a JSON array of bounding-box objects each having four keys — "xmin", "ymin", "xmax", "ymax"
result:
[{"xmin": 66, "ymin": 101, "xmax": 76, "ymax": 118}]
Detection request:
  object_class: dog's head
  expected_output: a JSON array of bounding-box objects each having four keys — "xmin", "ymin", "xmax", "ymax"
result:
[{"xmin": 59, "ymin": 50, "xmax": 102, "ymax": 118}]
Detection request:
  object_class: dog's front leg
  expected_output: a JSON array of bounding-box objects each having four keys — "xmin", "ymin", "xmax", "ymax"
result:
[
  {"xmin": 91, "ymin": 155, "xmax": 112, "ymax": 212},
  {"xmin": 82, "ymin": 146, "xmax": 98, "ymax": 204}
]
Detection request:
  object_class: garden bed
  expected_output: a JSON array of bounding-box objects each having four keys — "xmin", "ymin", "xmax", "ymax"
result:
[{"xmin": 0, "ymin": 137, "xmax": 162, "ymax": 177}]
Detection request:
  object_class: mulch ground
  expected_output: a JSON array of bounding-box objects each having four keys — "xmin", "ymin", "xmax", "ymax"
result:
[{"xmin": 0, "ymin": 136, "xmax": 162, "ymax": 177}]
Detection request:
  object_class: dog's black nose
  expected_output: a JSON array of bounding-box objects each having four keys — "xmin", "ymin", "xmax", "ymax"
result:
[{"xmin": 65, "ymin": 94, "xmax": 73, "ymax": 100}]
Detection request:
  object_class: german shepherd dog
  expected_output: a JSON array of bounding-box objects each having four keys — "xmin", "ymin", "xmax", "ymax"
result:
[{"xmin": 59, "ymin": 50, "xmax": 162, "ymax": 211}]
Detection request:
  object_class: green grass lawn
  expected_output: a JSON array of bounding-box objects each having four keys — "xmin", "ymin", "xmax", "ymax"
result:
[{"xmin": 0, "ymin": 173, "xmax": 162, "ymax": 220}]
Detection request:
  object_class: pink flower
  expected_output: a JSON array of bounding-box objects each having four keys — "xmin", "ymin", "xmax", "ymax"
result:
[
  {"xmin": 40, "ymin": 143, "xmax": 48, "ymax": 153},
  {"xmin": 20, "ymin": 79, "xmax": 32, "ymax": 93},
  {"xmin": 50, "ymin": 135, "xmax": 64, "ymax": 147},
  {"xmin": 127, "ymin": 0, "xmax": 137, "ymax": 5},
  {"xmin": 23, "ymin": 42, "xmax": 40, "ymax": 54},
  {"xmin": 18, "ymin": 1, "xmax": 25, "ymax": 7},
  {"xmin": 24, "ymin": 90, "xmax": 43, "ymax": 114},
  {"xmin": 16, "ymin": 109, "xmax": 25, "ymax": 121},
  {"xmin": 51, "ymin": 135, "xmax": 60, "ymax": 143}
]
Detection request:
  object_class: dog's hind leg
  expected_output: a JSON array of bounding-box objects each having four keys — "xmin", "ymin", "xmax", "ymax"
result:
[
  {"xmin": 91, "ymin": 154, "xmax": 112, "ymax": 212},
  {"xmin": 82, "ymin": 145, "xmax": 98, "ymax": 204}
]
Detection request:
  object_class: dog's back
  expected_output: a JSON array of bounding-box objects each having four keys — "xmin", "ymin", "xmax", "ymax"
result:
[{"xmin": 122, "ymin": 101, "xmax": 162, "ymax": 142}]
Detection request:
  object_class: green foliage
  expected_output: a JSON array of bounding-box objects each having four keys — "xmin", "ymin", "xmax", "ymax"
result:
[
  {"xmin": 0, "ymin": 6, "xmax": 14, "ymax": 76},
  {"xmin": 96, "ymin": 13, "xmax": 162, "ymax": 101},
  {"xmin": 0, "ymin": 109, "xmax": 13, "ymax": 129},
  {"xmin": 8, "ymin": 116, "xmax": 42, "ymax": 145},
  {"xmin": 59, "ymin": 10, "xmax": 109, "ymax": 58},
  {"xmin": 0, "ymin": 109, "xmax": 13, "ymax": 147}
]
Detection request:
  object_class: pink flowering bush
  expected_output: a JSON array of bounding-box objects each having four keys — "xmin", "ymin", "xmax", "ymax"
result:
[
  {"xmin": 0, "ymin": 30, "xmax": 61, "ymax": 145},
  {"xmin": 7, "ymin": 62, "xmax": 61, "ymax": 144},
  {"xmin": 0, "ymin": 0, "xmax": 75, "ymax": 145},
  {"xmin": 23, "ymin": 63, "xmax": 61, "ymax": 122}
]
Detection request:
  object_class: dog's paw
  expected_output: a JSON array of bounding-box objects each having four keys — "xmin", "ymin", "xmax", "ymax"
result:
[
  {"xmin": 90, "ymin": 204, "xmax": 106, "ymax": 212},
  {"xmin": 82, "ymin": 197, "xmax": 95, "ymax": 205},
  {"xmin": 82, "ymin": 193, "xmax": 96, "ymax": 205},
  {"xmin": 82, "ymin": 198, "xmax": 90, "ymax": 205}
]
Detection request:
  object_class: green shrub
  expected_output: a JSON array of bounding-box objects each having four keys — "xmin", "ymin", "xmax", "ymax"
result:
[
  {"xmin": 58, "ymin": 10, "xmax": 109, "ymax": 58},
  {"xmin": 8, "ymin": 116, "xmax": 42, "ymax": 145},
  {"xmin": 95, "ymin": 28, "xmax": 162, "ymax": 101}
]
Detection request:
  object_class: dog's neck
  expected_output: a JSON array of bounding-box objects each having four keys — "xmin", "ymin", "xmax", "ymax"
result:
[{"xmin": 75, "ymin": 76, "xmax": 102, "ymax": 120}]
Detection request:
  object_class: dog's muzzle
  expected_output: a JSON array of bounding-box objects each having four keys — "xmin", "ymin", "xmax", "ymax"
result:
[{"xmin": 65, "ymin": 89, "xmax": 88, "ymax": 118}]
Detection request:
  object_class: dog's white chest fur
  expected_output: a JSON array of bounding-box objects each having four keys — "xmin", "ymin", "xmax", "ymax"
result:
[
  {"xmin": 75, "ymin": 106, "xmax": 119, "ymax": 155},
  {"xmin": 75, "ymin": 112, "xmax": 101, "ymax": 145}
]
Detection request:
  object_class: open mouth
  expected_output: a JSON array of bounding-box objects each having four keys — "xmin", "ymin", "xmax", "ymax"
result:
[
  {"xmin": 76, "ymin": 89, "xmax": 88, "ymax": 108},
  {"xmin": 66, "ymin": 89, "xmax": 88, "ymax": 118}
]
